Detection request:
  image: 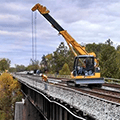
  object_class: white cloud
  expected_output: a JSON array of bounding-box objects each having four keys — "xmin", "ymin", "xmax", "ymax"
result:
[
  {"xmin": 0, "ymin": 14, "xmax": 27, "ymax": 23},
  {"xmin": 0, "ymin": 0, "xmax": 120, "ymax": 66},
  {"xmin": 0, "ymin": 2, "xmax": 28, "ymax": 12},
  {"xmin": 0, "ymin": 30, "xmax": 32, "ymax": 40},
  {"xmin": 106, "ymin": 2, "xmax": 120, "ymax": 16}
]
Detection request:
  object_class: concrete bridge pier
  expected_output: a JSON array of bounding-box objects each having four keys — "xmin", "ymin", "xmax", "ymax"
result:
[{"xmin": 14, "ymin": 98, "xmax": 45, "ymax": 120}]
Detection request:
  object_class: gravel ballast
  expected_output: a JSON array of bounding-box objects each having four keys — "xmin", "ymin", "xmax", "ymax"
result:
[{"xmin": 14, "ymin": 74, "xmax": 120, "ymax": 120}]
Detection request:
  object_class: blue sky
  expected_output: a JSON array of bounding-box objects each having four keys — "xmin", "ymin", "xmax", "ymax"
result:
[{"xmin": 0, "ymin": 0, "xmax": 120, "ymax": 67}]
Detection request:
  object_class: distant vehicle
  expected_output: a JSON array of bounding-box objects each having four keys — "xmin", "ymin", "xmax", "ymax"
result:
[
  {"xmin": 27, "ymin": 70, "xmax": 34, "ymax": 75},
  {"xmin": 36, "ymin": 69, "xmax": 42, "ymax": 74},
  {"xmin": 27, "ymin": 69, "xmax": 42, "ymax": 75}
]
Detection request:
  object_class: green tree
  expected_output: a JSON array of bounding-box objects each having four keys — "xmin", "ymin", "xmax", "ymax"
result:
[
  {"xmin": 99, "ymin": 44, "xmax": 119, "ymax": 78},
  {"xmin": 86, "ymin": 43, "xmax": 104, "ymax": 58},
  {"xmin": 105, "ymin": 39, "xmax": 113, "ymax": 46},
  {"xmin": 15, "ymin": 64, "xmax": 26, "ymax": 72},
  {"xmin": 59, "ymin": 63, "xmax": 71, "ymax": 75},
  {"xmin": 116, "ymin": 48, "xmax": 120, "ymax": 78},
  {"xmin": 0, "ymin": 58, "xmax": 11, "ymax": 71},
  {"xmin": 26, "ymin": 59, "xmax": 39, "ymax": 71},
  {"xmin": 117, "ymin": 45, "xmax": 120, "ymax": 51},
  {"xmin": 66, "ymin": 49, "xmax": 75, "ymax": 71},
  {"xmin": 26, "ymin": 64, "xmax": 39, "ymax": 71},
  {"xmin": 41, "ymin": 42, "xmax": 69, "ymax": 73},
  {"xmin": 40, "ymin": 55, "xmax": 48, "ymax": 72},
  {"xmin": 9, "ymin": 67, "xmax": 16, "ymax": 72}
]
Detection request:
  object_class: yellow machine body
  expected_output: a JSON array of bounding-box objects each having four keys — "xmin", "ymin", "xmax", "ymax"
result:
[{"xmin": 31, "ymin": 3, "xmax": 104, "ymax": 86}]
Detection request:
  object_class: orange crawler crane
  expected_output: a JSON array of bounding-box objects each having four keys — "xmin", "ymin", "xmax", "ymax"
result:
[{"xmin": 31, "ymin": 3, "xmax": 104, "ymax": 87}]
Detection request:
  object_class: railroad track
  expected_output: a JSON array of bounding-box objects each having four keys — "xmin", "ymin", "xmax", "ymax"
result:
[
  {"xmin": 17, "ymin": 74, "xmax": 120, "ymax": 104},
  {"xmin": 72, "ymin": 87, "xmax": 120, "ymax": 103},
  {"xmin": 47, "ymin": 76, "xmax": 120, "ymax": 103},
  {"xmin": 103, "ymin": 83, "xmax": 120, "ymax": 89},
  {"xmin": 13, "ymin": 73, "xmax": 120, "ymax": 120},
  {"xmin": 53, "ymin": 82, "xmax": 120, "ymax": 104}
]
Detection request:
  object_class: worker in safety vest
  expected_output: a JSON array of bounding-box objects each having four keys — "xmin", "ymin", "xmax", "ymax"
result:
[{"xmin": 41, "ymin": 74, "xmax": 48, "ymax": 82}]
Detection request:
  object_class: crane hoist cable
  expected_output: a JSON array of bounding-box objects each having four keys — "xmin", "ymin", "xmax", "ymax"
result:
[
  {"xmin": 35, "ymin": 11, "xmax": 37, "ymax": 61},
  {"xmin": 32, "ymin": 12, "xmax": 34, "ymax": 62},
  {"xmin": 31, "ymin": 11, "xmax": 37, "ymax": 63}
]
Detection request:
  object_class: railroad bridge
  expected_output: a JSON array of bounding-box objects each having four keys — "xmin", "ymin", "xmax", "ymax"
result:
[
  {"xmin": 14, "ymin": 73, "xmax": 95, "ymax": 120},
  {"xmin": 13, "ymin": 73, "xmax": 120, "ymax": 120}
]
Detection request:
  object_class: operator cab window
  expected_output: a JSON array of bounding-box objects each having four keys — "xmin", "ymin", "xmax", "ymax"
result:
[{"xmin": 74, "ymin": 57, "xmax": 94, "ymax": 76}]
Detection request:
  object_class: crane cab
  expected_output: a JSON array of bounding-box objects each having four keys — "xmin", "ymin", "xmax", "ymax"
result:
[
  {"xmin": 68, "ymin": 55, "xmax": 104, "ymax": 87},
  {"xmin": 73, "ymin": 55, "xmax": 95, "ymax": 76}
]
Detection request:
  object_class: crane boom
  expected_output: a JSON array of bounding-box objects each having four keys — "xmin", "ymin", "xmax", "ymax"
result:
[
  {"xmin": 31, "ymin": 3, "xmax": 96, "ymax": 57},
  {"xmin": 32, "ymin": 3, "xmax": 64, "ymax": 32}
]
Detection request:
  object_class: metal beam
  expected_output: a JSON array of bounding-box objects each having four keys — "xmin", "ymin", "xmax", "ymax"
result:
[{"xmin": 19, "ymin": 82, "xmax": 94, "ymax": 120}]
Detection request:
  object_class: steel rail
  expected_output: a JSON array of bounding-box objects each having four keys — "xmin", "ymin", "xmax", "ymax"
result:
[
  {"xmin": 14, "ymin": 73, "xmax": 120, "ymax": 105},
  {"xmin": 19, "ymin": 77, "xmax": 87, "ymax": 120}
]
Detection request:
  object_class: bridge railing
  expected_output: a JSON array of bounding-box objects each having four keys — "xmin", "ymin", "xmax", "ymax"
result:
[
  {"xmin": 47, "ymin": 74, "xmax": 120, "ymax": 84},
  {"xmin": 104, "ymin": 78, "xmax": 120, "ymax": 84}
]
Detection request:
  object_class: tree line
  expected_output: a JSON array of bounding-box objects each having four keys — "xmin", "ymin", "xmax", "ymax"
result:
[
  {"xmin": 1, "ymin": 39, "xmax": 120, "ymax": 78},
  {"xmin": 40, "ymin": 39, "xmax": 120, "ymax": 78}
]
